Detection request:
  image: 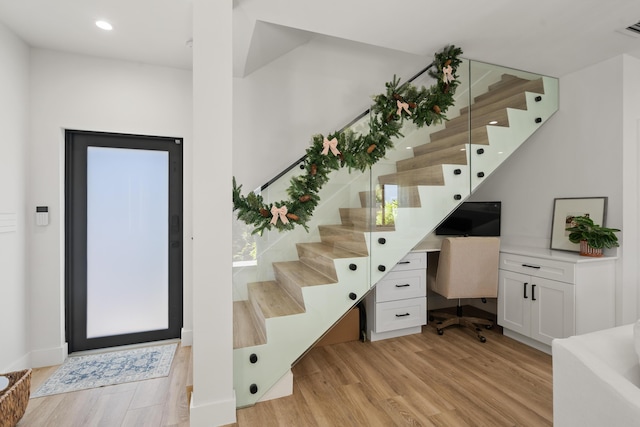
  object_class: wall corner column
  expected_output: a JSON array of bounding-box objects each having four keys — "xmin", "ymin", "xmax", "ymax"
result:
[{"xmin": 190, "ymin": 0, "xmax": 236, "ymax": 425}]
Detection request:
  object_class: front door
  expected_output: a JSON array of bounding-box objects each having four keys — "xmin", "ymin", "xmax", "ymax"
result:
[{"xmin": 66, "ymin": 130, "xmax": 183, "ymax": 352}]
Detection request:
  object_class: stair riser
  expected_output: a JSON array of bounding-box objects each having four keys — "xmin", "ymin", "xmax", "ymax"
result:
[
  {"xmin": 412, "ymin": 127, "xmax": 488, "ymax": 157},
  {"xmin": 272, "ymin": 266, "xmax": 306, "ymax": 308},
  {"xmin": 476, "ymin": 78, "xmax": 544, "ymax": 106},
  {"xmin": 339, "ymin": 208, "xmax": 373, "ymax": 229},
  {"xmin": 318, "ymin": 227, "xmax": 369, "ymax": 256},
  {"xmin": 459, "ymin": 91, "xmax": 528, "ymax": 116},
  {"xmin": 296, "ymin": 244, "xmax": 339, "ymax": 282},
  {"xmin": 430, "ymin": 109, "xmax": 510, "ymax": 141},
  {"xmin": 378, "ymin": 166, "xmax": 445, "ymax": 187},
  {"xmin": 396, "ymin": 146, "xmax": 468, "ymax": 172}
]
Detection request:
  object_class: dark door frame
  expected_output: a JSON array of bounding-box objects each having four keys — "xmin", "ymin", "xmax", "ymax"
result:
[{"xmin": 65, "ymin": 129, "xmax": 183, "ymax": 353}]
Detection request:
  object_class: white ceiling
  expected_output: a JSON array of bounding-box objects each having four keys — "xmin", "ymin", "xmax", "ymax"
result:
[{"xmin": 1, "ymin": 0, "xmax": 640, "ymax": 77}]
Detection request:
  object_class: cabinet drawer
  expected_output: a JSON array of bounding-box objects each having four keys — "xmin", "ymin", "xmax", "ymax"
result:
[
  {"xmin": 374, "ymin": 297, "xmax": 426, "ymax": 333},
  {"xmin": 499, "ymin": 252, "xmax": 575, "ymax": 284},
  {"xmin": 392, "ymin": 252, "xmax": 427, "ymax": 271},
  {"xmin": 375, "ymin": 269, "xmax": 426, "ymax": 302}
]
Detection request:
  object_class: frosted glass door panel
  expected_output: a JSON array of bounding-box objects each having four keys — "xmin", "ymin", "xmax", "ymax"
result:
[{"xmin": 86, "ymin": 147, "xmax": 169, "ymax": 339}]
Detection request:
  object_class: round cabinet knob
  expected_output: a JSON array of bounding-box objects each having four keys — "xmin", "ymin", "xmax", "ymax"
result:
[
  {"xmin": 250, "ymin": 384, "xmax": 258, "ymax": 394},
  {"xmin": 378, "ymin": 237, "xmax": 386, "ymax": 245},
  {"xmin": 378, "ymin": 265, "xmax": 386, "ymax": 272},
  {"xmin": 349, "ymin": 292, "xmax": 357, "ymax": 301},
  {"xmin": 349, "ymin": 263, "xmax": 357, "ymax": 271},
  {"xmin": 249, "ymin": 353, "xmax": 258, "ymax": 364}
]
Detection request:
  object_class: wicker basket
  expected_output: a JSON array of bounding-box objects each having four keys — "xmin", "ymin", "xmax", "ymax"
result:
[{"xmin": 0, "ymin": 369, "xmax": 32, "ymax": 427}]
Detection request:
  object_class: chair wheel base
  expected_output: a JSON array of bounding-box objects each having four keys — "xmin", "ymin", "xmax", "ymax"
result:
[{"xmin": 437, "ymin": 329, "xmax": 444, "ymax": 336}]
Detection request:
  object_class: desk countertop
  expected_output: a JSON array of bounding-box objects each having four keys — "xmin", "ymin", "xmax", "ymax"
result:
[{"xmin": 412, "ymin": 237, "xmax": 618, "ymax": 263}]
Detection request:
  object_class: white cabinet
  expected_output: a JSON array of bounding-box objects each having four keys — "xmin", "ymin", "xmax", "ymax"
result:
[
  {"xmin": 498, "ymin": 246, "xmax": 616, "ymax": 352},
  {"xmin": 366, "ymin": 251, "xmax": 427, "ymax": 341},
  {"xmin": 499, "ymin": 270, "xmax": 574, "ymax": 345}
]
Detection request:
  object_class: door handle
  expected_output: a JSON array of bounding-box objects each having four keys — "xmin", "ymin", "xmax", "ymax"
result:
[
  {"xmin": 523, "ymin": 282, "xmax": 528, "ymax": 299},
  {"xmin": 532, "ymin": 284, "xmax": 536, "ymax": 301}
]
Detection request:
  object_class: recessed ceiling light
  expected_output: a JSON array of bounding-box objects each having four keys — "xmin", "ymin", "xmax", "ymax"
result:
[
  {"xmin": 488, "ymin": 120, "xmax": 498, "ymax": 125},
  {"xmin": 405, "ymin": 146, "xmax": 412, "ymax": 150},
  {"xmin": 96, "ymin": 20, "xmax": 113, "ymax": 31}
]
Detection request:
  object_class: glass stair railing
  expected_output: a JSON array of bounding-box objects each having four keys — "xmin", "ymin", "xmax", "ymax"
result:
[{"xmin": 232, "ymin": 57, "xmax": 558, "ymax": 408}]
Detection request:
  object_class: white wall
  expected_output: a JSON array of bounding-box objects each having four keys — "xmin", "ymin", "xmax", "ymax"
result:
[
  {"xmin": 190, "ymin": 1, "xmax": 236, "ymax": 424},
  {"xmin": 0, "ymin": 23, "xmax": 30, "ymax": 372},
  {"xmin": 472, "ymin": 54, "xmax": 640, "ymax": 324},
  {"xmin": 622, "ymin": 54, "xmax": 640, "ymax": 323},
  {"xmin": 27, "ymin": 49, "xmax": 193, "ymax": 367},
  {"xmin": 233, "ymin": 35, "xmax": 429, "ymax": 191}
]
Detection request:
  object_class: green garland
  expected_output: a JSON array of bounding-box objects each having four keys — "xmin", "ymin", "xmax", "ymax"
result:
[{"xmin": 233, "ymin": 45, "xmax": 463, "ymax": 235}]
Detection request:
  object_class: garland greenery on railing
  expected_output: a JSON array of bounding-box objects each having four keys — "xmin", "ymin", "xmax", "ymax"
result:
[{"xmin": 233, "ymin": 45, "xmax": 463, "ymax": 235}]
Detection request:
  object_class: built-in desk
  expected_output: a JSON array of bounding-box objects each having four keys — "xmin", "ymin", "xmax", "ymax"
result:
[{"xmin": 365, "ymin": 251, "xmax": 427, "ymax": 341}]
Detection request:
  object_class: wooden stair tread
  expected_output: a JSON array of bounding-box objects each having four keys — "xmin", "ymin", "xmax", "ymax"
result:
[
  {"xmin": 461, "ymin": 78, "xmax": 544, "ymax": 114},
  {"xmin": 459, "ymin": 89, "xmax": 527, "ymax": 116},
  {"xmin": 323, "ymin": 221, "xmax": 395, "ymax": 233},
  {"xmin": 485, "ymin": 75, "xmax": 542, "ymax": 96},
  {"xmin": 296, "ymin": 242, "xmax": 362, "ymax": 259},
  {"xmin": 430, "ymin": 108, "xmax": 510, "ymax": 141},
  {"xmin": 396, "ymin": 144, "xmax": 468, "ymax": 172},
  {"xmin": 233, "ymin": 300, "xmax": 266, "ymax": 349},
  {"xmin": 273, "ymin": 260, "xmax": 336, "ymax": 287},
  {"xmin": 413, "ymin": 127, "xmax": 489, "ymax": 157},
  {"xmin": 378, "ymin": 165, "xmax": 445, "ymax": 187},
  {"xmin": 248, "ymin": 281, "xmax": 305, "ymax": 318}
]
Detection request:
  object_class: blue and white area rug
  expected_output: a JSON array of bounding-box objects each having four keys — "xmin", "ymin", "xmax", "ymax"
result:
[{"xmin": 31, "ymin": 343, "xmax": 177, "ymax": 398}]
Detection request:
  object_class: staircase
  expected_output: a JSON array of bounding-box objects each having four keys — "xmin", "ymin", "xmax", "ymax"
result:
[{"xmin": 232, "ymin": 60, "xmax": 559, "ymax": 407}]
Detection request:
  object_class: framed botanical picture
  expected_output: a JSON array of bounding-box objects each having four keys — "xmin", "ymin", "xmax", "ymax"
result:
[{"xmin": 550, "ymin": 197, "xmax": 607, "ymax": 252}]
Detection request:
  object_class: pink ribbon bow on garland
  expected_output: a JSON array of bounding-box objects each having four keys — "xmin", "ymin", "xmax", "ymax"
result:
[
  {"xmin": 270, "ymin": 205, "xmax": 289, "ymax": 225},
  {"xmin": 442, "ymin": 65, "xmax": 453, "ymax": 84},
  {"xmin": 396, "ymin": 100, "xmax": 412, "ymax": 116},
  {"xmin": 321, "ymin": 137, "xmax": 341, "ymax": 156}
]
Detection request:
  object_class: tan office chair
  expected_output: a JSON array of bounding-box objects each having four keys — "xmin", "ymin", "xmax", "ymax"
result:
[{"xmin": 428, "ymin": 236, "xmax": 500, "ymax": 342}]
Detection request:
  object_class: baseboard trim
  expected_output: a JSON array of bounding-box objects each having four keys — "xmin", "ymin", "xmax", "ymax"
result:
[
  {"xmin": 503, "ymin": 329, "xmax": 552, "ymax": 355},
  {"xmin": 30, "ymin": 342, "xmax": 68, "ymax": 368},
  {"xmin": 189, "ymin": 390, "xmax": 237, "ymax": 426},
  {"xmin": 369, "ymin": 326, "xmax": 422, "ymax": 342},
  {"xmin": 3, "ymin": 353, "xmax": 30, "ymax": 373},
  {"xmin": 181, "ymin": 328, "xmax": 193, "ymax": 346}
]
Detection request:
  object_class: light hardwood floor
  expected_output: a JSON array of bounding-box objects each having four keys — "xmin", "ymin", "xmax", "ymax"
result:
[
  {"xmin": 19, "ymin": 325, "xmax": 552, "ymax": 426},
  {"xmin": 231, "ymin": 325, "xmax": 552, "ymax": 427},
  {"xmin": 19, "ymin": 344, "xmax": 192, "ymax": 427}
]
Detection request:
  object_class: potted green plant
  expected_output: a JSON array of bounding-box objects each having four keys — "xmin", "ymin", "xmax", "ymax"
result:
[{"xmin": 565, "ymin": 215, "xmax": 620, "ymax": 257}]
